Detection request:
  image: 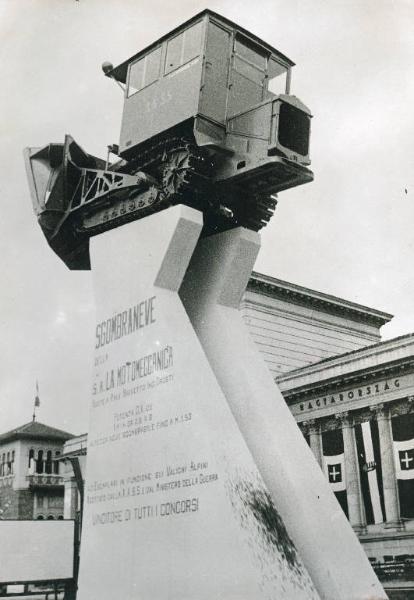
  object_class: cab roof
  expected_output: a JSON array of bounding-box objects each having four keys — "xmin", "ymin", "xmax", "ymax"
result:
[{"xmin": 107, "ymin": 9, "xmax": 295, "ymax": 84}]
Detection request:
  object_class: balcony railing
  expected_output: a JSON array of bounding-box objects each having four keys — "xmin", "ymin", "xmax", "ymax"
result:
[{"xmin": 26, "ymin": 474, "xmax": 64, "ymax": 487}]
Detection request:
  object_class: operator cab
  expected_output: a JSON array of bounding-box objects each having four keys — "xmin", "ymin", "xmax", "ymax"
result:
[{"xmin": 106, "ymin": 10, "xmax": 311, "ymax": 171}]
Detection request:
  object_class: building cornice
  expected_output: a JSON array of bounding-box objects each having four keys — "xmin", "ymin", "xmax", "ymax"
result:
[
  {"xmin": 277, "ymin": 334, "xmax": 414, "ymax": 400},
  {"xmin": 247, "ymin": 272, "xmax": 393, "ymax": 328},
  {"xmin": 359, "ymin": 530, "xmax": 414, "ymax": 543}
]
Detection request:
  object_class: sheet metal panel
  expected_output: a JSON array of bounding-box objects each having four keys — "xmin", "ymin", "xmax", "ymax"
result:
[
  {"xmin": 199, "ymin": 21, "xmax": 231, "ymax": 124},
  {"xmin": 120, "ymin": 58, "xmax": 203, "ymax": 155},
  {"xmin": 0, "ymin": 520, "xmax": 74, "ymax": 583}
]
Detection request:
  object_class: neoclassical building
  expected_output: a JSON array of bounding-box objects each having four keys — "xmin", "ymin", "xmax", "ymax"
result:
[
  {"xmin": 242, "ymin": 273, "xmax": 414, "ymax": 594},
  {"xmin": 61, "ymin": 272, "xmax": 414, "ymax": 591},
  {"xmin": 278, "ymin": 335, "xmax": 414, "ymax": 546}
]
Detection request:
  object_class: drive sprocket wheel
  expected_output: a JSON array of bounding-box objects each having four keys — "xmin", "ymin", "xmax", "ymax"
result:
[
  {"xmin": 161, "ymin": 147, "xmax": 194, "ymax": 200},
  {"xmin": 231, "ymin": 193, "xmax": 278, "ymax": 231}
]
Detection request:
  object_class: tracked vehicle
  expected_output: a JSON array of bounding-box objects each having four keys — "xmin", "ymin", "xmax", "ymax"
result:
[{"xmin": 25, "ymin": 10, "xmax": 313, "ymax": 269}]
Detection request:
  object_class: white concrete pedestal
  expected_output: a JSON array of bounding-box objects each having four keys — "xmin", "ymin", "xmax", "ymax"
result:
[
  {"xmin": 76, "ymin": 205, "xmax": 387, "ymax": 600},
  {"xmin": 179, "ymin": 225, "xmax": 387, "ymax": 600}
]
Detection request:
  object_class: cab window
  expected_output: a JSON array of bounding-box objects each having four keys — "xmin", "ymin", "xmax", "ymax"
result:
[
  {"xmin": 165, "ymin": 34, "xmax": 182, "ymax": 74},
  {"xmin": 233, "ymin": 56, "xmax": 264, "ymax": 85},
  {"xmin": 128, "ymin": 46, "xmax": 162, "ymax": 97},
  {"xmin": 233, "ymin": 35, "xmax": 267, "ymax": 88},
  {"xmin": 268, "ymin": 57, "xmax": 288, "ymax": 95},
  {"xmin": 165, "ymin": 21, "xmax": 202, "ymax": 75},
  {"xmin": 234, "ymin": 36, "xmax": 267, "ymax": 69}
]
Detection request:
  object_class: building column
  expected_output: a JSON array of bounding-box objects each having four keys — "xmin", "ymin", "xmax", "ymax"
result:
[
  {"xmin": 64, "ymin": 476, "xmax": 78, "ymax": 519},
  {"xmin": 307, "ymin": 419, "xmax": 323, "ymax": 468},
  {"xmin": 371, "ymin": 403, "xmax": 404, "ymax": 530},
  {"xmin": 337, "ymin": 412, "xmax": 366, "ymax": 533}
]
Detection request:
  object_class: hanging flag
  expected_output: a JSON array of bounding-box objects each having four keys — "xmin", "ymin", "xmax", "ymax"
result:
[
  {"xmin": 322, "ymin": 428, "xmax": 348, "ymax": 517},
  {"xmin": 35, "ymin": 380, "xmax": 40, "ymax": 407},
  {"xmin": 32, "ymin": 381, "xmax": 40, "ymax": 422},
  {"xmin": 323, "ymin": 453, "xmax": 345, "ymax": 492},
  {"xmin": 392, "ymin": 413, "xmax": 414, "ymax": 519},
  {"xmin": 355, "ymin": 420, "xmax": 385, "ymax": 524}
]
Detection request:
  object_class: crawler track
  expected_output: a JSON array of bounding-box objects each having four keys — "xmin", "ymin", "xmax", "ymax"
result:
[{"xmin": 77, "ymin": 136, "xmax": 277, "ymax": 236}]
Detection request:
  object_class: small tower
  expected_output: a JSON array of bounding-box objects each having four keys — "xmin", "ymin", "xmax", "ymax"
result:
[{"xmin": 0, "ymin": 421, "xmax": 74, "ymax": 520}]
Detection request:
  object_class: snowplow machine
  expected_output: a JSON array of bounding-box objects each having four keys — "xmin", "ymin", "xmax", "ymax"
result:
[{"xmin": 25, "ymin": 10, "xmax": 313, "ymax": 269}]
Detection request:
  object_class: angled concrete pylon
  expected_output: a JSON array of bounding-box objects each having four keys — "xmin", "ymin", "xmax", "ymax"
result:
[
  {"xmin": 179, "ymin": 225, "xmax": 387, "ymax": 600},
  {"xmin": 77, "ymin": 206, "xmax": 321, "ymax": 600}
]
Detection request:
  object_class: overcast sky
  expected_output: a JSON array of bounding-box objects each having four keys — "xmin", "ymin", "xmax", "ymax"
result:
[{"xmin": 1, "ymin": 0, "xmax": 413, "ymax": 436}]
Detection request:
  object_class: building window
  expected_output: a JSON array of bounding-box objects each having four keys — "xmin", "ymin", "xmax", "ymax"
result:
[
  {"xmin": 28, "ymin": 448, "xmax": 34, "ymax": 469},
  {"xmin": 37, "ymin": 515, "xmax": 44, "ymax": 520},
  {"xmin": 37, "ymin": 495, "xmax": 44, "ymax": 509},
  {"xmin": 54, "ymin": 451, "xmax": 60, "ymax": 475},
  {"xmin": 0, "ymin": 454, "xmax": 5, "ymax": 476},
  {"xmin": 47, "ymin": 515, "xmax": 54, "ymax": 520},
  {"xmin": 36, "ymin": 450, "xmax": 44, "ymax": 474},
  {"xmin": 45, "ymin": 450, "xmax": 52, "ymax": 475}
]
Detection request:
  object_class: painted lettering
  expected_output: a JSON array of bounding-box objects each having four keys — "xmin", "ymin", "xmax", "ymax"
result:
[{"xmin": 95, "ymin": 296, "xmax": 156, "ymax": 349}]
